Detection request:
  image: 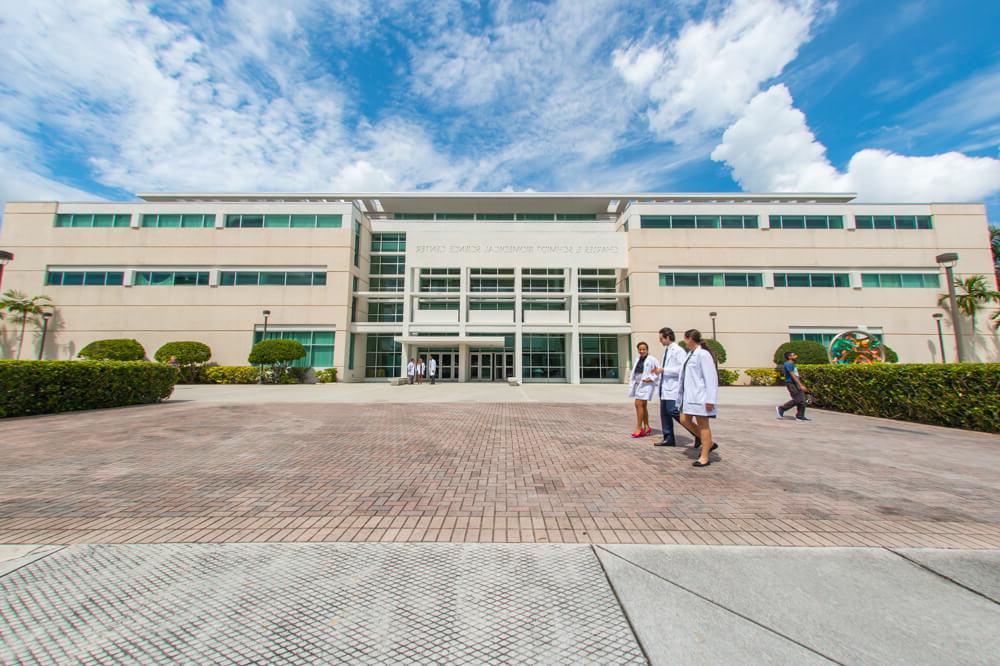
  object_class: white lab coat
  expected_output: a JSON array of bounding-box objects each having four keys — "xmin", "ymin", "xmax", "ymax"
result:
[
  {"xmin": 416, "ymin": 363, "xmax": 425, "ymax": 376},
  {"xmin": 679, "ymin": 346, "xmax": 719, "ymax": 417},
  {"xmin": 428, "ymin": 358, "xmax": 437, "ymax": 377},
  {"xmin": 658, "ymin": 342, "xmax": 686, "ymax": 401},
  {"xmin": 628, "ymin": 355, "xmax": 660, "ymax": 401},
  {"xmin": 406, "ymin": 361, "xmax": 416, "ymax": 377}
]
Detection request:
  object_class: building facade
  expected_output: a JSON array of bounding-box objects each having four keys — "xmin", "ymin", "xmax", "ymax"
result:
[{"xmin": 1, "ymin": 193, "xmax": 996, "ymax": 381}]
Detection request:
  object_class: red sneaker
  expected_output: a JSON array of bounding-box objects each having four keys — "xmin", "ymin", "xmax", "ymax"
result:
[{"xmin": 630, "ymin": 431, "xmax": 643, "ymax": 438}]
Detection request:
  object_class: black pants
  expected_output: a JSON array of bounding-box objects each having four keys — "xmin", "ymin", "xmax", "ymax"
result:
[
  {"xmin": 658, "ymin": 399, "xmax": 682, "ymax": 442},
  {"xmin": 781, "ymin": 384, "xmax": 806, "ymax": 418}
]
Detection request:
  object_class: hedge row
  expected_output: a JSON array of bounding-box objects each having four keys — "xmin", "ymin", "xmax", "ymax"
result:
[
  {"xmin": 799, "ymin": 363, "xmax": 1000, "ymax": 433},
  {"xmin": 0, "ymin": 360, "xmax": 178, "ymax": 418},
  {"xmin": 196, "ymin": 366, "xmax": 260, "ymax": 384}
]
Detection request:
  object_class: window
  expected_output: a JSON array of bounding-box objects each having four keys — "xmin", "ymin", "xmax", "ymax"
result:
[
  {"xmin": 395, "ymin": 213, "xmax": 435, "ymax": 220},
  {"xmin": 254, "ymin": 329, "xmax": 335, "ymax": 367},
  {"xmin": 476, "ymin": 213, "xmax": 515, "ymax": 221},
  {"xmin": 791, "ymin": 331, "xmax": 882, "ymax": 347},
  {"xmin": 515, "ymin": 213, "xmax": 555, "ymax": 221},
  {"xmin": 580, "ymin": 334, "xmax": 620, "ymax": 380},
  {"xmin": 580, "ymin": 299, "xmax": 619, "ymax": 310},
  {"xmin": 370, "ymin": 255, "xmax": 405, "ymax": 276},
  {"xmin": 556, "ymin": 213, "xmax": 597, "ymax": 221},
  {"xmin": 469, "ymin": 299, "xmax": 515, "ymax": 310},
  {"xmin": 861, "ymin": 273, "xmax": 940, "ymax": 288},
  {"xmin": 134, "ymin": 271, "xmax": 209, "ymax": 286},
  {"xmin": 141, "ymin": 214, "xmax": 215, "ymax": 228},
  {"xmin": 371, "ymin": 233, "xmax": 406, "ymax": 252},
  {"xmin": 218, "ymin": 271, "xmax": 326, "ymax": 286},
  {"xmin": 578, "ymin": 268, "xmax": 617, "ymax": 293},
  {"xmin": 769, "ymin": 215, "xmax": 844, "ymax": 229},
  {"xmin": 54, "ymin": 213, "xmax": 131, "ymax": 228},
  {"xmin": 369, "ymin": 277, "xmax": 405, "ymax": 292},
  {"xmin": 365, "ymin": 334, "xmax": 402, "ymax": 378},
  {"xmin": 367, "ymin": 301, "xmax": 403, "ymax": 322},
  {"xmin": 353, "ymin": 220, "xmax": 361, "ymax": 267},
  {"xmin": 417, "ymin": 300, "xmax": 459, "ymax": 310},
  {"xmin": 523, "ymin": 300, "xmax": 566, "ymax": 310},
  {"xmin": 522, "ymin": 268, "xmax": 564, "ymax": 292},
  {"xmin": 348, "ymin": 333, "xmax": 355, "ymax": 370},
  {"xmin": 435, "ymin": 213, "xmax": 475, "ymax": 220},
  {"xmin": 659, "ymin": 272, "xmax": 763, "ymax": 287},
  {"xmin": 471, "ymin": 268, "xmax": 515, "ymax": 292},
  {"xmin": 223, "ymin": 213, "xmax": 341, "ymax": 228},
  {"xmin": 640, "ymin": 215, "xmax": 757, "ymax": 229},
  {"xmin": 419, "ymin": 268, "xmax": 460, "ymax": 292},
  {"xmin": 45, "ymin": 270, "xmax": 124, "ymax": 286},
  {"xmin": 854, "ymin": 215, "xmax": 932, "ymax": 230},
  {"xmin": 522, "ymin": 334, "xmax": 566, "ymax": 381},
  {"xmin": 773, "ymin": 273, "xmax": 850, "ymax": 288}
]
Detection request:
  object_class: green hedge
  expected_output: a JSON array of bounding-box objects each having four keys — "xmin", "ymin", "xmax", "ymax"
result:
[
  {"xmin": 316, "ymin": 368, "xmax": 338, "ymax": 383},
  {"xmin": 196, "ymin": 366, "xmax": 260, "ymax": 384},
  {"xmin": 718, "ymin": 368, "xmax": 739, "ymax": 386},
  {"xmin": 799, "ymin": 363, "xmax": 1000, "ymax": 433},
  {"xmin": 0, "ymin": 360, "xmax": 178, "ymax": 418},
  {"xmin": 746, "ymin": 368, "xmax": 781, "ymax": 386},
  {"xmin": 773, "ymin": 340, "xmax": 828, "ymax": 366},
  {"xmin": 679, "ymin": 338, "xmax": 727, "ymax": 364},
  {"xmin": 79, "ymin": 338, "xmax": 146, "ymax": 361}
]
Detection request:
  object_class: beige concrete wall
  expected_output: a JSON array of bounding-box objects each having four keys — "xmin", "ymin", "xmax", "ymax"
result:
[
  {"xmin": 0, "ymin": 201, "xmax": 358, "ymax": 369},
  {"xmin": 625, "ymin": 202, "xmax": 998, "ymax": 370}
]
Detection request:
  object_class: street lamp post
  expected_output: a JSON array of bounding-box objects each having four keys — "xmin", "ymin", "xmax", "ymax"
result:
[
  {"xmin": 38, "ymin": 311, "xmax": 53, "ymax": 360},
  {"xmin": 935, "ymin": 252, "xmax": 963, "ymax": 362},
  {"xmin": 259, "ymin": 310, "xmax": 271, "ymax": 384},
  {"xmin": 0, "ymin": 250, "xmax": 13, "ymax": 292},
  {"xmin": 709, "ymin": 311, "xmax": 717, "ymax": 339},
  {"xmin": 932, "ymin": 313, "xmax": 946, "ymax": 364}
]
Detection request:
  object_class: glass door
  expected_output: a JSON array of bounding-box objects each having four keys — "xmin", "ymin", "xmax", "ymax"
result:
[{"xmin": 469, "ymin": 352, "xmax": 494, "ymax": 381}]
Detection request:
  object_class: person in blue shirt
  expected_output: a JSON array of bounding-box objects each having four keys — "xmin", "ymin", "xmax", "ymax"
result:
[{"xmin": 776, "ymin": 351, "xmax": 811, "ymax": 421}]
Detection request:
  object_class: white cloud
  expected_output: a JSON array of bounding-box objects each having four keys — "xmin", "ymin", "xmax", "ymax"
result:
[
  {"xmin": 711, "ymin": 84, "xmax": 1000, "ymax": 202},
  {"xmin": 615, "ymin": 0, "xmax": 821, "ymax": 141}
]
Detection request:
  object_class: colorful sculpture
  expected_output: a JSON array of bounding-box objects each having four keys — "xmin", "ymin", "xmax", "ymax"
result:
[{"xmin": 829, "ymin": 330, "xmax": 886, "ymax": 364}]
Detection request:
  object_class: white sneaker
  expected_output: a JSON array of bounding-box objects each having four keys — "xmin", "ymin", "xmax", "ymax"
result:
[{"xmin": 775, "ymin": 406, "xmax": 784, "ymax": 420}]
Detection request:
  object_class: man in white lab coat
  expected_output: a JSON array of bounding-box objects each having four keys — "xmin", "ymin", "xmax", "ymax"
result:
[
  {"xmin": 653, "ymin": 327, "xmax": 686, "ymax": 446},
  {"xmin": 428, "ymin": 356, "xmax": 438, "ymax": 384}
]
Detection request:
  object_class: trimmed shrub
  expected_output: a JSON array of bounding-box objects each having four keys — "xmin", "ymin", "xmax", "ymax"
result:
[
  {"xmin": 678, "ymin": 338, "xmax": 727, "ymax": 365},
  {"xmin": 316, "ymin": 368, "xmax": 338, "ymax": 383},
  {"xmin": 79, "ymin": 338, "xmax": 146, "ymax": 361},
  {"xmin": 248, "ymin": 339, "xmax": 306, "ymax": 384},
  {"xmin": 799, "ymin": 363, "xmax": 1000, "ymax": 433},
  {"xmin": 282, "ymin": 366, "xmax": 312, "ymax": 384},
  {"xmin": 884, "ymin": 346, "xmax": 899, "ymax": 363},
  {"xmin": 718, "ymin": 368, "xmax": 739, "ymax": 386},
  {"xmin": 155, "ymin": 341, "xmax": 212, "ymax": 382},
  {"xmin": 0, "ymin": 360, "xmax": 177, "ymax": 418},
  {"xmin": 196, "ymin": 366, "xmax": 259, "ymax": 384},
  {"xmin": 746, "ymin": 367, "xmax": 781, "ymax": 386},
  {"xmin": 773, "ymin": 340, "xmax": 828, "ymax": 366}
]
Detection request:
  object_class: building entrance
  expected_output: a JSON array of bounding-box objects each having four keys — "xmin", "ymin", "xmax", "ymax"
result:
[
  {"xmin": 469, "ymin": 352, "xmax": 514, "ymax": 381},
  {"xmin": 418, "ymin": 348, "xmax": 459, "ymax": 381}
]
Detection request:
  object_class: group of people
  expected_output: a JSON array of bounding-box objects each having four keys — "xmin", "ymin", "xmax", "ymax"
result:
[
  {"xmin": 628, "ymin": 328, "xmax": 719, "ymax": 468},
  {"xmin": 406, "ymin": 356, "xmax": 437, "ymax": 384}
]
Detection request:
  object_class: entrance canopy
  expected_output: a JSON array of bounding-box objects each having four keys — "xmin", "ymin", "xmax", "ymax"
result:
[{"xmin": 394, "ymin": 335, "xmax": 506, "ymax": 348}]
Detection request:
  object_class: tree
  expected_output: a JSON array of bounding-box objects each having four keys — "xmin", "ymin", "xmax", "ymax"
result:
[
  {"xmin": 248, "ymin": 339, "xmax": 306, "ymax": 383},
  {"xmin": 938, "ymin": 275, "xmax": 1000, "ymax": 334},
  {"xmin": 990, "ymin": 226, "xmax": 999, "ymax": 281},
  {"xmin": 1, "ymin": 290, "xmax": 53, "ymax": 359},
  {"xmin": 79, "ymin": 338, "xmax": 146, "ymax": 361},
  {"xmin": 154, "ymin": 341, "xmax": 212, "ymax": 382}
]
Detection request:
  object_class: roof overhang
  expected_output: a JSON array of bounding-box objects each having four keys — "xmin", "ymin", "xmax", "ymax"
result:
[{"xmin": 394, "ymin": 335, "xmax": 506, "ymax": 348}]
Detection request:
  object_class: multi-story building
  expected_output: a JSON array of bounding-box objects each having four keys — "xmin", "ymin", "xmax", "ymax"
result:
[{"xmin": 1, "ymin": 192, "xmax": 996, "ymax": 381}]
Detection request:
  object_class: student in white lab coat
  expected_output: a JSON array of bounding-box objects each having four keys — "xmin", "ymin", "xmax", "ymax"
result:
[
  {"xmin": 627, "ymin": 341, "xmax": 660, "ymax": 438},
  {"xmin": 415, "ymin": 357, "xmax": 425, "ymax": 384},
  {"xmin": 428, "ymin": 356, "xmax": 438, "ymax": 385},
  {"xmin": 678, "ymin": 329, "xmax": 720, "ymax": 467},
  {"xmin": 406, "ymin": 358, "xmax": 416, "ymax": 384}
]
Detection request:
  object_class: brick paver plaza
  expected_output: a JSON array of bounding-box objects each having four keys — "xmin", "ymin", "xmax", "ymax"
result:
[{"xmin": 1, "ymin": 402, "xmax": 998, "ymax": 548}]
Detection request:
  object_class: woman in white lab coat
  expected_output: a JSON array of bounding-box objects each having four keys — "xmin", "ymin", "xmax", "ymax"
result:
[
  {"xmin": 678, "ymin": 329, "xmax": 719, "ymax": 467},
  {"xmin": 628, "ymin": 341, "xmax": 660, "ymax": 438}
]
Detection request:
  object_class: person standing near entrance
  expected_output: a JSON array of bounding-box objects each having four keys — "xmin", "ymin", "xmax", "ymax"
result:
[
  {"xmin": 777, "ymin": 351, "xmax": 811, "ymax": 421},
  {"xmin": 678, "ymin": 329, "xmax": 719, "ymax": 467},
  {"xmin": 653, "ymin": 327, "xmax": 686, "ymax": 446},
  {"xmin": 628, "ymin": 341, "xmax": 659, "ymax": 438},
  {"xmin": 416, "ymin": 357, "xmax": 425, "ymax": 384},
  {"xmin": 406, "ymin": 358, "xmax": 416, "ymax": 385},
  {"xmin": 428, "ymin": 356, "xmax": 437, "ymax": 384}
]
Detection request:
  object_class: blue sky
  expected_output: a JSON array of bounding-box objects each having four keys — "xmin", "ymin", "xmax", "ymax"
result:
[{"xmin": 0, "ymin": 0, "xmax": 998, "ymax": 220}]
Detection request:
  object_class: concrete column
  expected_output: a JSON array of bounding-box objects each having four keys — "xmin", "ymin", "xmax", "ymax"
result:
[
  {"xmin": 459, "ymin": 343, "xmax": 469, "ymax": 382},
  {"xmin": 514, "ymin": 331, "xmax": 523, "ymax": 382},
  {"xmin": 568, "ymin": 331, "xmax": 580, "ymax": 384}
]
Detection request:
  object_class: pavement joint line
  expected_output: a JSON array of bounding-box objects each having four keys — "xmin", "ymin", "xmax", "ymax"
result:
[
  {"xmin": 590, "ymin": 544, "xmax": 652, "ymax": 665},
  {"xmin": 593, "ymin": 545, "xmax": 844, "ymax": 665},
  {"xmin": 885, "ymin": 548, "xmax": 1000, "ymax": 606},
  {"xmin": 0, "ymin": 544, "xmax": 68, "ymax": 580}
]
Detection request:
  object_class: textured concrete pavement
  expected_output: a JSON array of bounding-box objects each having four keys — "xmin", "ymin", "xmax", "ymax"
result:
[
  {"xmin": 2, "ymin": 543, "xmax": 998, "ymax": 665},
  {"xmin": 1, "ymin": 400, "xmax": 998, "ymax": 547}
]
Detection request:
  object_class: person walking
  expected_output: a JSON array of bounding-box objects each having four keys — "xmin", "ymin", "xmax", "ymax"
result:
[
  {"xmin": 428, "ymin": 356, "xmax": 438, "ymax": 385},
  {"xmin": 653, "ymin": 327, "xmax": 686, "ymax": 446},
  {"xmin": 628, "ymin": 341, "xmax": 660, "ymax": 438},
  {"xmin": 678, "ymin": 329, "xmax": 719, "ymax": 467},
  {"xmin": 777, "ymin": 351, "xmax": 811, "ymax": 421},
  {"xmin": 415, "ymin": 357, "xmax": 425, "ymax": 384},
  {"xmin": 406, "ymin": 358, "xmax": 416, "ymax": 385}
]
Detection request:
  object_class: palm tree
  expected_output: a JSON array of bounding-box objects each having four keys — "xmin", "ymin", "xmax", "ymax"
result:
[
  {"xmin": 991, "ymin": 226, "xmax": 1000, "ymax": 280},
  {"xmin": 938, "ymin": 275, "xmax": 1000, "ymax": 334},
  {"xmin": 0, "ymin": 290, "xmax": 53, "ymax": 359}
]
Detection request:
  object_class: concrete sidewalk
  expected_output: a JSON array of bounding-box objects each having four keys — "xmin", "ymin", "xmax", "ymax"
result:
[
  {"xmin": 2, "ymin": 543, "xmax": 997, "ymax": 664},
  {"xmin": 170, "ymin": 382, "xmax": 789, "ymax": 405}
]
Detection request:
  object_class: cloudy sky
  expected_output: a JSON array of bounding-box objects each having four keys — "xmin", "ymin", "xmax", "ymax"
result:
[{"xmin": 1, "ymin": 0, "xmax": 998, "ymax": 218}]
